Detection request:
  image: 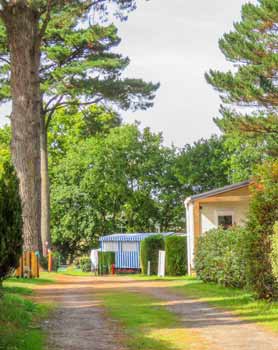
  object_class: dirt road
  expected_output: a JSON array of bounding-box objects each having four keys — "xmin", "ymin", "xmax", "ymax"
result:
[{"xmin": 33, "ymin": 275, "xmax": 278, "ymax": 350}]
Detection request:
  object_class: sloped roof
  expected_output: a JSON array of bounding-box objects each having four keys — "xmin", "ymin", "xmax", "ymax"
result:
[
  {"xmin": 99, "ymin": 232, "xmax": 174, "ymax": 242},
  {"xmin": 186, "ymin": 180, "xmax": 251, "ymax": 202}
]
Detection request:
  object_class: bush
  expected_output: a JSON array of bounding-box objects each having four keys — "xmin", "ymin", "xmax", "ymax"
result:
[
  {"xmin": 98, "ymin": 252, "xmax": 115, "ymax": 274},
  {"xmin": 271, "ymin": 223, "xmax": 278, "ymax": 281},
  {"xmin": 0, "ymin": 163, "xmax": 23, "ymax": 285},
  {"xmin": 245, "ymin": 161, "xmax": 278, "ymax": 299},
  {"xmin": 79, "ymin": 256, "xmax": 91, "ymax": 272},
  {"xmin": 140, "ymin": 235, "xmax": 165, "ymax": 275},
  {"xmin": 195, "ymin": 226, "xmax": 248, "ymax": 288},
  {"xmin": 165, "ymin": 236, "xmax": 187, "ymax": 276}
]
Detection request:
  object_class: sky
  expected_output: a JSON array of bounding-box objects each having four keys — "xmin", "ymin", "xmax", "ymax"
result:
[
  {"xmin": 113, "ymin": 0, "xmax": 254, "ymax": 147},
  {"xmin": 0, "ymin": 0, "xmax": 253, "ymax": 147}
]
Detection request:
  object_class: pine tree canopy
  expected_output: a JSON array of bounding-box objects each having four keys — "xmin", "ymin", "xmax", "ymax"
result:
[
  {"xmin": 205, "ymin": 0, "xmax": 278, "ymax": 143},
  {"xmin": 0, "ymin": 2, "xmax": 159, "ymax": 125}
]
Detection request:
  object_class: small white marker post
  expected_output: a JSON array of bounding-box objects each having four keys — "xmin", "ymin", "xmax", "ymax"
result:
[{"xmin": 147, "ymin": 261, "xmax": 151, "ymax": 276}]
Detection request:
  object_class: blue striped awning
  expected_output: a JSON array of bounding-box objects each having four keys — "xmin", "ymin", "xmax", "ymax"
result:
[{"xmin": 99, "ymin": 232, "xmax": 174, "ymax": 242}]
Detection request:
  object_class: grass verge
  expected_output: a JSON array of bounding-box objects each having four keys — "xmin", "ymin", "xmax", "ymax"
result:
[
  {"xmin": 103, "ymin": 290, "xmax": 204, "ymax": 350},
  {"xmin": 1, "ymin": 277, "xmax": 54, "ymax": 350},
  {"xmin": 173, "ymin": 279, "xmax": 278, "ymax": 332},
  {"xmin": 131, "ymin": 275, "xmax": 278, "ymax": 333}
]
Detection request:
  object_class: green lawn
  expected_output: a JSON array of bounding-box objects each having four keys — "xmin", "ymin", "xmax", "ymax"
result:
[
  {"xmin": 130, "ymin": 274, "xmax": 278, "ymax": 333},
  {"xmin": 103, "ymin": 291, "xmax": 202, "ymax": 350},
  {"xmin": 1, "ymin": 277, "xmax": 54, "ymax": 350}
]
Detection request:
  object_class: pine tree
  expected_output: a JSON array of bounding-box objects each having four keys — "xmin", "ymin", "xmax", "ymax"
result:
[
  {"xmin": 206, "ymin": 0, "xmax": 278, "ymax": 155},
  {"xmin": 0, "ymin": 1, "xmax": 157, "ymax": 253}
]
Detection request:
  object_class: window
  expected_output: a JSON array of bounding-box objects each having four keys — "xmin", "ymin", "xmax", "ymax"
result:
[
  {"xmin": 218, "ymin": 215, "xmax": 233, "ymax": 229},
  {"xmin": 216, "ymin": 210, "xmax": 234, "ymax": 230},
  {"xmin": 122, "ymin": 242, "xmax": 137, "ymax": 252},
  {"xmin": 102, "ymin": 242, "xmax": 118, "ymax": 252}
]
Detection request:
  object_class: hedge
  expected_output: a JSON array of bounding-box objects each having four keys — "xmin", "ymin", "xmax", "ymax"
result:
[
  {"xmin": 271, "ymin": 223, "xmax": 278, "ymax": 281},
  {"xmin": 80, "ymin": 256, "xmax": 91, "ymax": 272},
  {"xmin": 245, "ymin": 161, "xmax": 278, "ymax": 299},
  {"xmin": 165, "ymin": 236, "xmax": 187, "ymax": 276},
  {"xmin": 140, "ymin": 235, "xmax": 165, "ymax": 275},
  {"xmin": 195, "ymin": 226, "xmax": 248, "ymax": 288},
  {"xmin": 0, "ymin": 163, "xmax": 22, "ymax": 285},
  {"xmin": 98, "ymin": 251, "xmax": 115, "ymax": 274}
]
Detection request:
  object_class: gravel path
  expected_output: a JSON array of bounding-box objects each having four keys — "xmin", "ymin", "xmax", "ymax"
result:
[
  {"xmin": 34, "ymin": 275, "xmax": 278, "ymax": 350},
  {"xmin": 34, "ymin": 275, "xmax": 127, "ymax": 350}
]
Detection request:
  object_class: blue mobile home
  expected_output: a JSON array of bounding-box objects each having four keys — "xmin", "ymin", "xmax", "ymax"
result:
[{"xmin": 99, "ymin": 232, "xmax": 174, "ymax": 270}]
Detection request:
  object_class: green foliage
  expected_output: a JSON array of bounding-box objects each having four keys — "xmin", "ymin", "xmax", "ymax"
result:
[
  {"xmin": 0, "ymin": 279, "xmax": 52, "ymax": 350},
  {"xmin": 206, "ymin": 0, "xmax": 278, "ymax": 162},
  {"xmin": 0, "ymin": 163, "xmax": 23, "ymax": 283},
  {"xmin": 195, "ymin": 226, "xmax": 248, "ymax": 288},
  {"xmin": 271, "ymin": 223, "xmax": 278, "ymax": 281},
  {"xmin": 140, "ymin": 235, "xmax": 165, "ymax": 275},
  {"xmin": 165, "ymin": 236, "xmax": 187, "ymax": 276},
  {"xmin": 50, "ymin": 124, "xmax": 183, "ymax": 257},
  {"xmin": 0, "ymin": 6, "xmax": 159, "ymax": 126},
  {"xmin": 79, "ymin": 256, "xmax": 91, "ymax": 272},
  {"xmin": 245, "ymin": 161, "xmax": 278, "ymax": 299},
  {"xmin": 98, "ymin": 252, "xmax": 115, "ymax": 274},
  {"xmin": 175, "ymin": 135, "xmax": 230, "ymax": 194}
]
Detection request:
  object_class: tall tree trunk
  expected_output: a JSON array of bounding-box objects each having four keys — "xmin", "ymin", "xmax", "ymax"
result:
[
  {"xmin": 4, "ymin": 5, "xmax": 41, "ymax": 252},
  {"xmin": 40, "ymin": 117, "xmax": 51, "ymax": 256}
]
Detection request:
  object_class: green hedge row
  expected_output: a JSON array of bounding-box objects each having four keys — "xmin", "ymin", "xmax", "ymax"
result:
[
  {"xmin": 98, "ymin": 251, "xmax": 115, "ymax": 274},
  {"xmin": 195, "ymin": 226, "xmax": 248, "ymax": 288},
  {"xmin": 140, "ymin": 235, "xmax": 187, "ymax": 276},
  {"xmin": 140, "ymin": 235, "xmax": 165, "ymax": 275},
  {"xmin": 165, "ymin": 236, "xmax": 187, "ymax": 276}
]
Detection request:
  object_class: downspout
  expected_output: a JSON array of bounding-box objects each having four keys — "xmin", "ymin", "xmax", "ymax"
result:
[{"xmin": 184, "ymin": 197, "xmax": 192, "ymax": 275}]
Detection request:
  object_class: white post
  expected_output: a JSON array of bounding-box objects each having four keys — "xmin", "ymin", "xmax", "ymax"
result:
[
  {"xmin": 158, "ymin": 250, "xmax": 165, "ymax": 277},
  {"xmin": 147, "ymin": 261, "xmax": 151, "ymax": 276}
]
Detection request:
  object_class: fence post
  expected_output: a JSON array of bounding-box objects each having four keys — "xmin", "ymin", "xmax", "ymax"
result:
[{"xmin": 147, "ymin": 261, "xmax": 151, "ymax": 276}]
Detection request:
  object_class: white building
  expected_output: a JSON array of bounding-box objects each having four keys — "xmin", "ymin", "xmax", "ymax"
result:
[{"xmin": 185, "ymin": 181, "xmax": 250, "ymax": 275}]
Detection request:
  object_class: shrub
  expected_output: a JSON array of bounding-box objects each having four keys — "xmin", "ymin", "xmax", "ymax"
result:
[
  {"xmin": 98, "ymin": 252, "xmax": 115, "ymax": 274},
  {"xmin": 271, "ymin": 223, "xmax": 278, "ymax": 281},
  {"xmin": 195, "ymin": 226, "xmax": 248, "ymax": 288},
  {"xmin": 79, "ymin": 256, "xmax": 91, "ymax": 272},
  {"xmin": 0, "ymin": 163, "xmax": 23, "ymax": 286},
  {"xmin": 165, "ymin": 236, "xmax": 187, "ymax": 276},
  {"xmin": 140, "ymin": 235, "xmax": 165, "ymax": 275},
  {"xmin": 245, "ymin": 161, "xmax": 278, "ymax": 299}
]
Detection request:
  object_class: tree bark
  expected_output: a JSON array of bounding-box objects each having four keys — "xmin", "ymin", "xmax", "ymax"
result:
[
  {"xmin": 4, "ymin": 5, "xmax": 41, "ymax": 252},
  {"xmin": 40, "ymin": 116, "xmax": 51, "ymax": 256}
]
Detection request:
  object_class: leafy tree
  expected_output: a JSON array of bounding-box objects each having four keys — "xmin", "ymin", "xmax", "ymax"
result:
[
  {"xmin": 175, "ymin": 135, "xmax": 230, "ymax": 194},
  {"xmin": 0, "ymin": 162, "xmax": 22, "ymax": 287},
  {"xmin": 0, "ymin": 1, "xmax": 157, "ymax": 253},
  {"xmin": 50, "ymin": 123, "xmax": 182, "ymax": 258}
]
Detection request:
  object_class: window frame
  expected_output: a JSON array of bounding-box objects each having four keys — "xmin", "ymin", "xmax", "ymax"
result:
[{"xmin": 215, "ymin": 209, "xmax": 235, "ymax": 229}]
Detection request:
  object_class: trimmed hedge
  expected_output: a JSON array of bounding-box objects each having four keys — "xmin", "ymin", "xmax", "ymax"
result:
[
  {"xmin": 98, "ymin": 251, "xmax": 115, "ymax": 274},
  {"xmin": 165, "ymin": 236, "xmax": 187, "ymax": 276},
  {"xmin": 195, "ymin": 226, "xmax": 248, "ymax": 288},
  {"xmin": 140, "ymin": 235, "xmax": 165, "ymax": 275}
]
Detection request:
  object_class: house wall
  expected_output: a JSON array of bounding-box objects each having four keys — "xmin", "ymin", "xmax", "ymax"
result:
[{"xmin": 200, "ymin": 200, "xmax": 249, "ymax": 234}]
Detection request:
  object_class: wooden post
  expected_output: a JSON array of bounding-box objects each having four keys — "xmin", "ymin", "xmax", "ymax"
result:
[
  {"xmin": 48, "ymin": 250, "xmax": 52, "ymax": 272},
  {"xmin": 15, "ymin": 255, "xmax": 23, "ymax": 277},
  {"xmin": 31, "ymin": 251, "xmax": 39, "ymax": 278}
]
